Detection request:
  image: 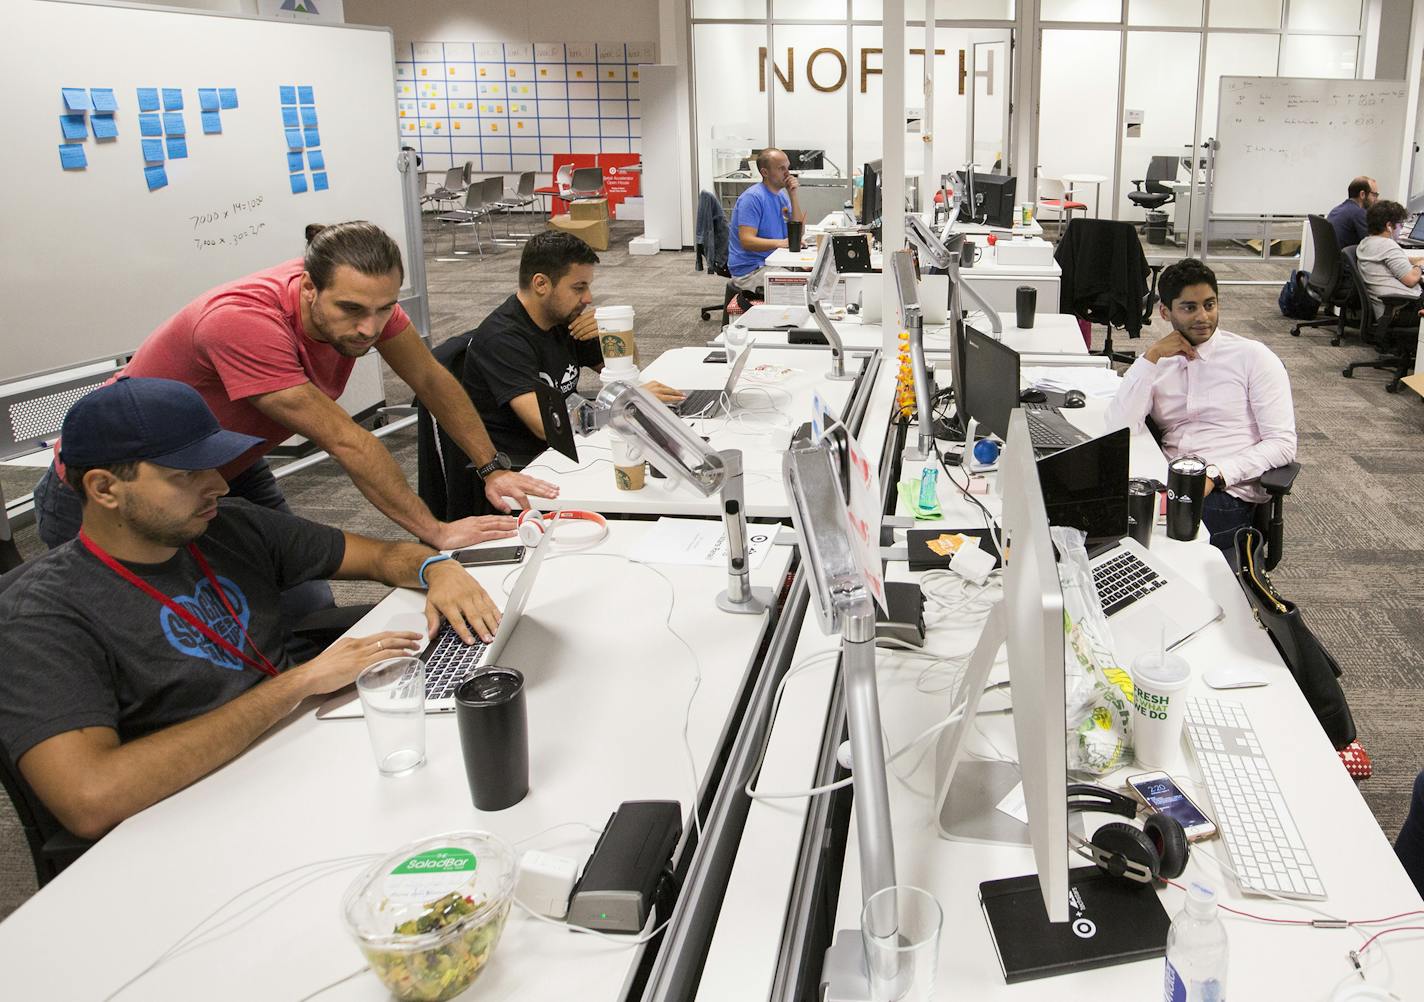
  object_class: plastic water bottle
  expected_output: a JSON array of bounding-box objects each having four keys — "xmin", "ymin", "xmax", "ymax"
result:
[
  {"xmin": 916, "ymin": 465, "xmax": 938, "ymax": 509},
  {"xmin": 1163, "ymin": 882, "xmax": 1229, "ymax": 1002}
]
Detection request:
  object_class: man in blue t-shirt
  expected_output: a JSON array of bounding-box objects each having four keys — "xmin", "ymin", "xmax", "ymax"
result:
[
  {"xmin": 727, "ymin": 148, "xmax": 806, "ymax": 292},
  {"xmin": 1325, "ymin": 176, "xmax": 1378, "ymax": 250}
]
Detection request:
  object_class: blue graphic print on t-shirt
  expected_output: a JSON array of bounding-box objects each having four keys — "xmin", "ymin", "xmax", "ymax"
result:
[{"xmin": 158, "ymin": 574, "xmax": 252, "ymax": 670}]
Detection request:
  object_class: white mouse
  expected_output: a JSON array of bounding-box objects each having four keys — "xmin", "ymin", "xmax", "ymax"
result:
[{"xmin": 1203, "ymin": 664, "xmax": 1270, "ymax": 689}]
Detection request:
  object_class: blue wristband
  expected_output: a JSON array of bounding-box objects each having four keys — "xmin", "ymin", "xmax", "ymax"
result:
[{"xmin": 418, "ymin": 553, "xmax": 454, "ymax": 588}]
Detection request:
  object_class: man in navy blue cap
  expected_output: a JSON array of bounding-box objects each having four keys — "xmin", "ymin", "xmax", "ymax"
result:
[{"xmin": 0, "ymin": 378, "xmax": 499, "ymax": 840}]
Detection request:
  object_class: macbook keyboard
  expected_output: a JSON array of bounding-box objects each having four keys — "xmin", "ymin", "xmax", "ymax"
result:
[
  {"xmin": 675, "ymin": 389, "xmax": 726, "ymax": 417},
  {"xmin": 1093, "ymin": 549, "xmax": 1167, "ymax": 616},
  {"xmin": 415, "ymin": 624, "xmax": 490, "ymax": 699}
]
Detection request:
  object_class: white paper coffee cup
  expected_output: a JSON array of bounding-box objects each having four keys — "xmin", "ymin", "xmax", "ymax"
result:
[
  {"xmin": 1130, "ymin": 652, "xmax": 1191, "ymax": 768},
  {"xmin": 610, "ymin": 433, "xmax": 645, "ymax": 491}
]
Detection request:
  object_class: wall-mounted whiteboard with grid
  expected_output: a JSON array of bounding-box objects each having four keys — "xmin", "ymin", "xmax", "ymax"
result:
[
  {"xmin": 395, "ymin": 41, "xmax": 656, "ymax": 177},
  {"xmin": 1, "ymin": 0, "xmax": 408, "ymax": 382}
]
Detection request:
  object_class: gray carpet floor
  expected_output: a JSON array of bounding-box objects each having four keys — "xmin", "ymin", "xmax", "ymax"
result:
[{"xmin": 1, "ymin": 218, "xmax": 1420, "ymax": 923}]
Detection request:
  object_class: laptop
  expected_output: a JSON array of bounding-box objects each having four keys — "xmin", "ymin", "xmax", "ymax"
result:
[
  {"xmin": 673, "ymin": 343, "xmax": 754, "ymax": 418},
  {"xmin": 961, "ymin": 329, "xmax": 1091, "ymax": 455},
  {"xmin": 316, "ymin": 542, "xmax": 549, "ymax": 718},
  {"xmin": 1036, "ymin": 429, "xmax": 1222, "ymax": 662},
  {"xmin": 1400, "ymin": 213, "xmax": 1424, "ymax": 248}
]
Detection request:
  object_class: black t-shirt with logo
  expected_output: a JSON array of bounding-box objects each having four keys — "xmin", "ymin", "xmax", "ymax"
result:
[{"xmin": 461, "ymin": 294, "xmax": 603, "ymax": 464}]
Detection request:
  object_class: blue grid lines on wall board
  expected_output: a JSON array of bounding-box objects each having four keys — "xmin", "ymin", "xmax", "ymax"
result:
[
  {"xmin": 281, "ymin": 85, "xmax": 328, "ymax": 194},
  {"xmin": 395, "ymin": 40, "xmax": 652, "ymax": 175}
]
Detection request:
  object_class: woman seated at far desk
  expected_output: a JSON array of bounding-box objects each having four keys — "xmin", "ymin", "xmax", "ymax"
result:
[{"xmin": 1355, "ymin": 199, "xmax": 1424, "ymax": 324}]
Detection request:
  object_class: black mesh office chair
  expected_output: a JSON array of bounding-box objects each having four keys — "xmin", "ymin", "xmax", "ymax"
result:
[
  {"xmin": 1127, "ymin": 156, "xmax": 1177, "ymax": 215},
  {"xmin": 1341, "ymin": 246, "xmax": 1419, "ymax": 393},
  {"xmin": 1293, "ymin": 215, "xmax": 1357, "ymax": 343}
]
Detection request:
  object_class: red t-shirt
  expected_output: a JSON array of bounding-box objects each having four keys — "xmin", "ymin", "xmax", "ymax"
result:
[{"xmin": 57, "ymin": 259, "xmax": 409, "ymax": 481}]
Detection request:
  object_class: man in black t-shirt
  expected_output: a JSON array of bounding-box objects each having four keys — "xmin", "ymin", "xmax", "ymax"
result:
[
  {"xmin": 462, "ymin": 231, "xmax": 684, "ymax": 464},
  {"xmin": 0, "ymin": 378, "xmax": 501, "ymax": 840}
]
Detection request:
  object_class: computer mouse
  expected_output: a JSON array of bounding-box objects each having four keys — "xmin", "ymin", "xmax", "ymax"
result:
[
  {"xmin": 1019, "ymin": 388, "xmax": 1047, "ymax": 404},
  {"xmin": 1063, "ymin": 389, "xmax": 1087, "ymax": 408}
]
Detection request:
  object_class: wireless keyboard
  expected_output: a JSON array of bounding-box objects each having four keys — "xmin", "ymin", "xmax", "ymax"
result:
[{"xmin": 1184, "ymin": 697, "xmax": 1326, "ymax": 900}]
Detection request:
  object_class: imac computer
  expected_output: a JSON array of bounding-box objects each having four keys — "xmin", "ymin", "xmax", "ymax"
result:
[
  {"xmin": 859, "ymin": 159, "xmax": 882, "ymax": 230},
  {"xmin": 932, "ymin": 411, "xmax": 1072, "ymax": 921},
  {"xmin": 956, "ymin": 171, "xmax": 1018, "ymax": 229}
]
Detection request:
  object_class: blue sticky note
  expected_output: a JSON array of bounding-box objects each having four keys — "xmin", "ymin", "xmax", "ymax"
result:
[
  {"xmin": 58, "ymin": 143, "xmax": 87, "ymax": 170},
  {"xmin": 307, "ymin": 149, "xmax": 325, "ymax": 171},
  {"xmin": 199, "ymin": 88, "xmax": 219, "ymax": 111},
  {"xmin": 91, "ymin": 113, "xmax": 118, "ymax": 140},
  {"xmin": 282, "ymin": 107, "xmax": 299, "ymax": 128},
  {"xmin": 139, "ymin": 113, "xmax": 161, "ymax": 136},
  {"xmin": 62, "ymin": 87, "xmax": 92, "ymax": 112},
  {"xmin": 300, "ymin": 106, "xmax": 318, "ymax": 127},
  {"xmin": 280, "ymin": 85, "xmax": 297, "ymax": 105},
  {"xmin": 162, "ymin": 88, "xmax": 183, "ymax": 110},
  {"xmin": 313, "ymin": 171, "xmax": 328, "ymax": 192},
  {"xmin": 285, "ymin": 129, "xmax": 304, "ymax": 149},
  {"xmin": 166, "ymin": 137, "xmax": 188, "ymax": 159},
  {"xmin": 287, "ymin": 151, "xmax": 304, "ymax": 172},
  {"xmin": 144, "ymin": 165, "xmax": 168, "ymax": 191},
  {"xmin": 163, "ymin": 112, "xmax": 185, "ymax": 135},
  {"xmin": 60, "ymin": 114, "xmax": 87, "ymax": 140},
  {"xmin": 137, "ymin": 87, "xmax": 159, "ymax": 111},
  {"xmin": 303, "ymin": 128, "xmax": 320, "ymax": 147},
  {"xmin": 201, "ymin": 111, "xmax": 222, "ymax": 135},
  {"xmin": 290, "ymin": 172, "xmax": 308, "ymax": 194},
  {"xmin": 298, "ymin": 85, "xmax": 315, "ymax": 104},
  {"xmin": 141, "ymin": 138, "xmax": 164, "ymax": 163},
  {"xmin": 90, "ymin": 87, "xmax": 118, "ymax": 112},
  {"xmin": 219, "ymin": 87, "xmax": 238, "ymax": 109}
]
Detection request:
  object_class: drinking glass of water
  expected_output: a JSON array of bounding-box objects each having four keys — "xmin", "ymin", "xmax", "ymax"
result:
[{"xmin": 356, "ymin": 657, "xmax": 427, "ymax": 777}]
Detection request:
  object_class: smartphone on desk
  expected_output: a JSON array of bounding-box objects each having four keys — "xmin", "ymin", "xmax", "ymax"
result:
[
  {"xmin": 454, "ymin": 545, "xmax": 526, "ymax": 567},
  {"xmin": 1127, "ymin": 771, "xmax": 1217, "ymax": 842}
]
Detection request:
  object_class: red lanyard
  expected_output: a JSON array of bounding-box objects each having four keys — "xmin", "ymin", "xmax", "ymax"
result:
[{"xmin": 78, "ymin": 529, "xmax": 280, "ymax": 678}]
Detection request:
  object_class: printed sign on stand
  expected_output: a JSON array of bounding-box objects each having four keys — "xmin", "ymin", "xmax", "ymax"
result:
[{"xmin": 843, "ymin": 433, "xmax": 887, "ymax": 614}]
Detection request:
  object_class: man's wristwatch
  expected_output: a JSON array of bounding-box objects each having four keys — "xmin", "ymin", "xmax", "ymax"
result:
[
  {"xmin": 1205, "ymin": 464, "xmax": 1225, "ymax": 491},
  {"xmin": 475, "ymin": 452, "xmax": 512, "ymax": 479}
]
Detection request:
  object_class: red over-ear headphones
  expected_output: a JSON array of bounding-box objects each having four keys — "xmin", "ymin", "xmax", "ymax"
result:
[
  {"xmin": 517, "ymin": 509, "xmax": 608, "ymax": 549},
  {"xmin": 1067, "ymin": 783, "xmax": 1189, "ymax": 884}
]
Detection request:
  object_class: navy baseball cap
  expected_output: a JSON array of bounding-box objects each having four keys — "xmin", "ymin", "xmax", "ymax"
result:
[{"xmin": 60, "ymin": 377, "xmax": 264, "ymax": 471}]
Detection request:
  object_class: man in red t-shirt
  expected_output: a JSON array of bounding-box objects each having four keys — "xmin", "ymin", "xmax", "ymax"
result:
[{"xmin": 33, "ymin": 222, "xmax": 557, "ymax": 620}]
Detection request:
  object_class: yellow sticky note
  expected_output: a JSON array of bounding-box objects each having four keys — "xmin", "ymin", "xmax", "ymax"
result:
[
  {"xmin": 497, "ymin": 105, "xmax": 503, "ymax": 113},
  {"xmin": 516, "ymin": 122, "xmax": 523, "ymax": 129},
  {"xmin": 449, "ymin": 67, "xmax": 456, "ymax": 75},
  {"xmin": 491, "ymin": 123, "xmax": 499, "ymax": 132},
  {"xmin": 632, "ymin": 70, "xmax": 639, "ymax": 80},
  {"xmin": 420, "ymin": 67, "xmax": 428, "ymax": 76},
  {"xmin": 576, "ymin": 70, "xmax": 584, "ymax": 78},
  {"xmin": 454, "ymin": 121, "xmax": 461, "ymax": 129},
  {"xmin": 399, "ymin": 110, "xmax": 406, "ymax": 117},
  {"xmin": 434, "ymin": 122, "xmax": 442, "ymax": 130},
  {"xmin": 540, "ymin": 68, "xmax": 548, "ymax": 76},
  {"xmin": 479, "ymin": 68, "xmax": 487, "ymax": 77},
  {"xmin": 607, "ymin": 70, "xmax": 615, "ymax": 78}
]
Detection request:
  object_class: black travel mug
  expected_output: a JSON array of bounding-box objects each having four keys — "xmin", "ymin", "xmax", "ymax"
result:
[
  {"xmin": 1127, "ymin": 478, "xmax": 1157, "ymax": 548},
  {"xmin": 1165, "ymin": 456, "xmax": 1207, "ymax": 542},
  {"xmin": 787, "ymin": 220, "xmax": 804, "ymax": 253},
  {"xmin": 1015, "ymin": 285, "xmax": 1037, "ymax": 329},
  {"xmin": 454, "ymin": 667, "xmax": 529, "ymax": 811},
  {"xmin": 960, "ymin": 239, "xmax": 976, "ymax": 269}
]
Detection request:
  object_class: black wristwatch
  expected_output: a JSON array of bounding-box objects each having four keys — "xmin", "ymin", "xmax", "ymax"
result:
[{"xmin": 475, "ymin": 452, "xmax": 512, "ymax": 479}]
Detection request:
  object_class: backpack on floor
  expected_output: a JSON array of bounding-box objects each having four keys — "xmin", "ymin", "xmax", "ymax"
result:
[{"xmin": 1279, "ymin": 270, "xmax": 1319, "ymax": 321}]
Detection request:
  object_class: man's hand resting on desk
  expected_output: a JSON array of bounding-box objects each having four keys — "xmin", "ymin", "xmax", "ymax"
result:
[
  {"xmin": 422, "ymin": 559, "xmax": 503, "ymax": 644},
  {"xmin": 1144, "ymin": 331, "xmax": 1200, "ymax": 364},
  {"xmin": 428, "ymin": 514, "xmax": 519, "ymax": 550},
  {"xmin": 642, "ymin": 380, "xmax": 686, "ymax": 403},
  {"xmin": 484, "ymin": 469, "xmax": 560, "ymax": 513}
]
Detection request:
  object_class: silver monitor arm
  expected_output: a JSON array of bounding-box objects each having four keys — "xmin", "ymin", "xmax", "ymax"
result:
[
  {"xmin": 575, "ymin": 382, "xmax": 773, "ymax": 615},
  {"xmin": 808, "ymin": 235, "xmax": 856, "ymax": 382},
  {"xmin": 904, "ymin": 213, "xmax": 1003, "ymax": 336},
  {"xmin": 889, "ymin": 250, "xmax": 934, "ymax": 463},
  {"xmin": 785, "ymin": 439, "xmax": 899, "ymax": 1002}
]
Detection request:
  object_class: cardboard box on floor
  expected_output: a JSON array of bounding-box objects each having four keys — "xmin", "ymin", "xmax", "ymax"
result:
[
  {"xmin": 1403, "ymin": 372, "xmax": 1424, "ymax": 399},
  {"xmin": 569, "ymin": 198, "xmax": 609, "ymax": 222},
  {"xmin": 549, "ymin": 214, "xmax": 609, "ymax": 251}
]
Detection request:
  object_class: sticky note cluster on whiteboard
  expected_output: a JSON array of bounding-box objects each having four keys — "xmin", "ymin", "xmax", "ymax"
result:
[
  {"xmin": 281, "ymin": 84, "xmax": 329, "ymax": 194},
  {"xmin": 56, "ymin": 86, "xmax": 120, "ymax": 170}
]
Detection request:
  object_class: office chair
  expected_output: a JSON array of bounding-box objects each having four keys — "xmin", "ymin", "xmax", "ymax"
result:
[
  {"xmin": 493, "ymin": 171, "xmax": 538, "ymax": 239},
  {"xmin": 1037, "ymin": 177, "xmax": 1086, "ymax": 239},
  {"xmin": 567, "ymin": 167, "xmax": 606, "ymax": 201},
  {"xmin": 1054, "ymin": 219, "xmax": 1153, "ymax": 365},
  {"xmin": 534, "ymin": 165, "xmax": 575, "ymax": 217},
  {"xmin": 1292, "ymin": 216, "xmax": 1356, "ymax": 343},
  {"xmin": 435, "ymin": 182, "xmax": 500, "ymax": 256},
  {"xmin": 1127, "ymin": 156, "xmax": 1178, "ymax": 216},
  {"xmin": 1341, "ymin": 246, "xmax": 1419, "ymax": 393},
  {"xmin": 423, "ymin": 167, "xmax": 468, "ymax": 211}
]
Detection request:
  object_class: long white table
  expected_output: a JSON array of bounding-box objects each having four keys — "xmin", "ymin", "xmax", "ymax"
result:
[
  {"xmin": 524, "ymin": 346, "xmax": 864, "ymax": 519},
  {"xmin": 718, "ymin": 312, "xmax": 1089, "ymax": 356},
  {"xmin": 0, "ymin": 525, "xmax": 794, "ymax": 1001}
]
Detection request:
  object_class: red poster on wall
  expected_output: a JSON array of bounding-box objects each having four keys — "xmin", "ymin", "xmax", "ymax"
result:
[{"xmin": 546, "ymin": 152, "xmax": 642, "ymax": 216}]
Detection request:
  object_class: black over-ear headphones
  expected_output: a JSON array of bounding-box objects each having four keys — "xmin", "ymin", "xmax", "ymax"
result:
[{"xmin": 1067, "ymin": 783, "xmax": 1189, "ymax": 884}]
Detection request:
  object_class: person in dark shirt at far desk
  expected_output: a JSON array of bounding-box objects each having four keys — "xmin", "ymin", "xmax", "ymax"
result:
[
  {"xmin": 1325, "ymin": 176, "xmax": 1379, "ymax": 250},
  {"xmin": 462, "ymin": 231, "xmax": 684, "ymax": 466}
]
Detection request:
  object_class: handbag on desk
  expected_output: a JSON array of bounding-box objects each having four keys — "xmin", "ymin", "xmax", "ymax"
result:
[{"xmin": 1231, "ymin": 527, "xmax": 1358, "ymax": 750}]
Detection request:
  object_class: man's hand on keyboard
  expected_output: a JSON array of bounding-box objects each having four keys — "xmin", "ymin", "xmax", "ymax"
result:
[
  {"xmin": 297, "ymin": 631, "xmax": 425, "ymax": 696},
  {"xmin": 423, "ymin": 559, "xmax": 502, "ymax": 644},
  {"xmin": 641, "ymin": 380, "xmax": 686, "ymax": 403}
]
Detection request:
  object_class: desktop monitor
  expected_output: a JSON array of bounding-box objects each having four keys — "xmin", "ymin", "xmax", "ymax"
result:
[
  {"xmin": 783, "ymin": 148, "xmax": 825, "ymax": 171},
  {"xmin": 1036, "ymin": 429, "xmax": 1130, "ymax": 550},
  {"xmin": 932, "ymin": 412, "xmax": 1071, "ymax": 921},
  {"xmin": 956, "ymin": 171, "xmax": 1018, "ymax": 229},
  {"xmin": 958, "ymin": 327, "xmax": 1021, "ymax": 441},
  {"xmin": 860, "ymin": 159, "xmax": 882, "ymax": 228}
]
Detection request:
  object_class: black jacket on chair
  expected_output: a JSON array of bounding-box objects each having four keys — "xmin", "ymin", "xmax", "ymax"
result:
[{"xmin": 1054, "ymin": 219, "xmax": 1150, "ymax": 340}]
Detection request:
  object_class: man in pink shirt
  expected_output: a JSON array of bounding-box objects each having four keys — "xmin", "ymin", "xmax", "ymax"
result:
[
  {"xmin": 1106, "ymin": 258, "xmax": 1297, "ymax": 554},
  {"xmin": 33, "ymin": 221, "xmax": 557, "ymax": 619}
]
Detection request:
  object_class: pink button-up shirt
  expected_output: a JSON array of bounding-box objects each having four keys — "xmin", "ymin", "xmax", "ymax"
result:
[{"xmin": 1105, "ymin": 330, "xmax": 1296, "ymax": 504}]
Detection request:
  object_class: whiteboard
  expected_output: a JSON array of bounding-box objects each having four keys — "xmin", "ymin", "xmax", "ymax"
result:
[
  {"xmin": 1212, "ymin": 76, "xmax": 1408, "ymax": 217},
  {"xmin": 0, "ymin": 0, "xmax": 411, "ymax": 382}
]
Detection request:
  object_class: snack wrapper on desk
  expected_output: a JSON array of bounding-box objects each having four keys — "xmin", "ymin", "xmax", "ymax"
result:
[{"xmin": 1052, "ymin": 527, "xmax": 1134, "ymax": 775}]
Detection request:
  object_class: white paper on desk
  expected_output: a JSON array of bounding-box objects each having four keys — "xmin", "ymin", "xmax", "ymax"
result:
[
  {"xmin": 1022, "ymin": 365, "xmax": 1123, "ymax": 399},
  {"xmin": 627, "ymin": 517, "xmax": 776, "ymax": 569}
]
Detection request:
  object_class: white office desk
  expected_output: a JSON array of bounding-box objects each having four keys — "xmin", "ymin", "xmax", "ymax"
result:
[
  {"xmin": 0, "ymin": 526, "xmax": 793, "ymax": 1002},
  {"xmin": 718, "ymin": 313, "xmax": 1088, "ymax": 356},
  {"xmin": 524, "ymin": 346, "xmax": 863, "ymax": 518}
]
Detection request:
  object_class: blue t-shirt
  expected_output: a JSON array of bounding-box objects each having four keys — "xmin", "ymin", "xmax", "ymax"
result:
[
  {"xmin": 728, "ymin": 183, "xmax": 792, "ymax": 277},
  {"xmin": 1326, "ymin": 199, "xmax": 1367, "ymax": 250}
]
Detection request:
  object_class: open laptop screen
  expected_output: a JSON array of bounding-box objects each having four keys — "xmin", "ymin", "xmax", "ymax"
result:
[{"xmin": 1035, "ymin": 428, "xmax": 1130, "ymax": 550}]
